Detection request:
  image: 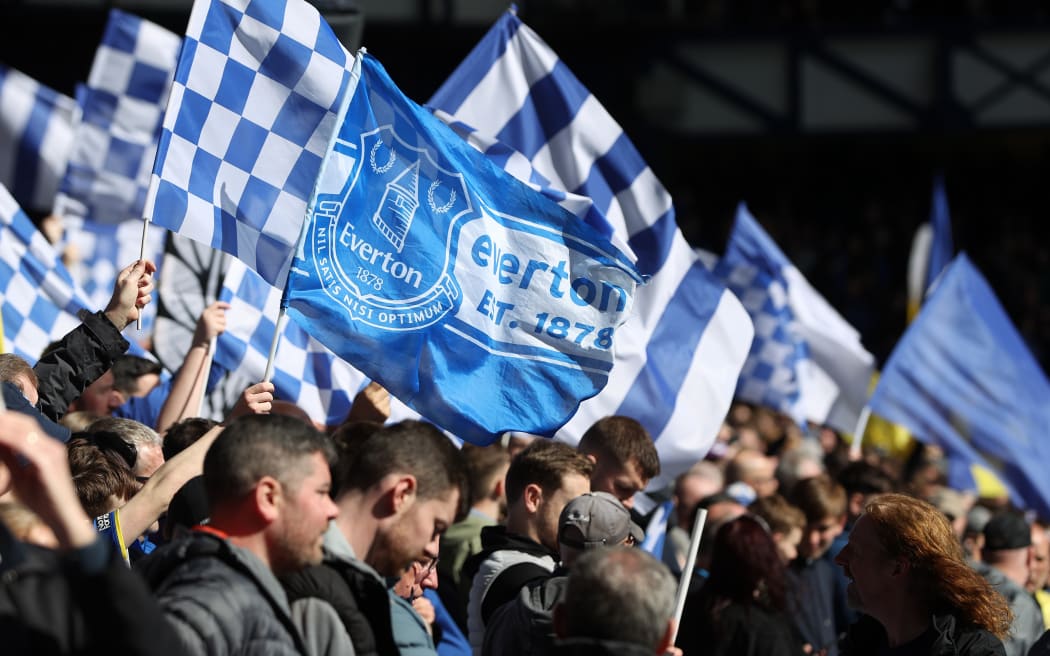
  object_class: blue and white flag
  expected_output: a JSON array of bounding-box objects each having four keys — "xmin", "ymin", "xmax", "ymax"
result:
[
  {"xmin": 906, "ymin": 175, "xmax": 955, "ymax": 321},
  {"xmin": 640, "ymin": 499, "xmax": 673, "ymax": 558},
  {"xmin": 286, "ymin": 53, "xmax": 644, "ymax": 444},
  {"xmin": 0, "ymin": 66, "xmax": 77, "ymax": 213},
  {"xmin": 55, "ymin": 9, "xmax": 181, "ymax": 225},
  {"xmin": 870, "ymin": 254, "xmax": 1050, "ymax": 518},
  {"xmin": 428, "ymin": 10, "xmax": 753, "ymax": 486},
  {"xmin": 0, "ymin": 183, "xmax": 92, "ymax": 363},
  {"xmin": 713, "ymin": 203, "xmax": 875, "ymax": 432},
  {"xmin": 0, "ymin": 183, "xmax": 155, "ymax": 364},
  {"xmin": 54, "ymin": 9, "xmax": 179, "ymax": 332},
  {"xmin": 218, "ymin": 258, "xmax": 367, "ymax": 427},
  {"xmin": 146, "ymin": 0, "xmax": 355, "ymax": 288}
]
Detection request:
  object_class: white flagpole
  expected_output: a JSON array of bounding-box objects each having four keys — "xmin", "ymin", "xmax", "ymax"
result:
[
  {"xmin": 670, "ymin": 507, "xmax": 707, "ymax": 645},
  {"xmin": 850, "ymin": 405, "xmax": 871, "ymax": 460},
  {"xmin": 262, "ymin": 307, "xmax": 287, "ymax": 384},
  {"xmin": 135, "ymin": 217, "xmax": 151, "ymax": 330}
]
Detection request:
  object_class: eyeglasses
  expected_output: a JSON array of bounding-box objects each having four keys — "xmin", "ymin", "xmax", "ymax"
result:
[{"xmin": 418, "ymin": 557, "xmax": 439, "ymax": 580}]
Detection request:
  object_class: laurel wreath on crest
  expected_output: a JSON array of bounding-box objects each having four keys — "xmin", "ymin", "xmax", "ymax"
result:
[
  {"xmin": 428, "ymin": 181, "xmax": 456, "ymax": 213},
  {"xmin": 370, "ymin": 140, "xmax": 396, "ymax": 174}
]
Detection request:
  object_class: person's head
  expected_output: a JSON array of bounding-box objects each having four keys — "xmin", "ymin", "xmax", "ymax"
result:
[
  {"xmin": 162, "ymin": 417, "xmax": 220, "ymax": 461},
  {"xmin": 577, "ymin": 416, "xmax": 660, "ymax": 509},
  {"xmin": 460, "ymin": 443, "xmax": 511, "ymax": 517},
  {"xmin": 70, "ymin": 369, "xmax": 124, "ymax": 415},
  {"xmin": 204, "ymin": 415, "xmax": 338, "ymax": 574},
  {"xmin": 704, "ymin": 514, "xmax": 788, "ymax": 611},
  {"xmin": 554, "ymin": 546, "xmax": 676, "ymax": 654},
  {"xmin": 110, "ymin": 355, "xmax": 163, "ymax": 398},
  {"xmin": 673, "ymin": 461, "xmax": 724, "ymax": 528},
  {"xmin": 834, "ymin": 493, "xmax": 1012, "ymax": 639},
  {"xmin": 505, "ymin": 440, "xmax": 594, "ymax": 552},
  {"xmin": 749, "ymin": 493, "xmax": 806, "ymax": 565},
  {"xmin": 1028, "ymin": 520, "xmax": 1050, "ymax": 594},
  {"xmin": 0, "ymin": 354, "xmax": 39, "ymax": 406},
  {"xmin": 59, "ymin": 410, "xmax": 102, "ymax": 433},
  {"xmin": 557, "ymin": 491, "xmax": 644, "ymax": 566},
  {"xmin": 981, "ymin": 510, "xmax": 1033, "ymax": 587},
  {"xmin": 67, "ymin": 437, "xmax": 138, "ymax": 517},
  {"xmin": 691, "ymin": 491, "xmax": 748, "ymax": 571},
  {"xmin": 333, "ymin": 420, "xmax": 466, "ymax": 577},
  {"xmin": 775, "ymin": 440, "xmax": 825, "ymax": 497},
  {"xmin": 725, "ymin": 448, "xmax": 778, "ymax": 499},
  {"xmin": 835, "ymin": 460, "xmax": 896, "ymax": 522},
  {"xmin": 789, "ymin": 474, "xmax": 847, "ymax": 560},
  {"xmin": 87, "ymin": 416, "xmax": 164, "ymax": 479}
]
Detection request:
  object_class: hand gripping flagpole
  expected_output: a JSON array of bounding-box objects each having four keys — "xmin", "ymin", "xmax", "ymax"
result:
[
  {"xmin": 670, "ymin": 507, "xmax": 707, "ymax": 645},
  {"xmin": 135, "ymin": 214, "xmax": 151, "ymax": 331}
]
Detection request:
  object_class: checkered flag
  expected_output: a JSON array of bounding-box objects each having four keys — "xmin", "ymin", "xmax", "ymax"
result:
[
  {"xmin": 713, "ymin": 203, "xmax": 875, "ymax": 432},
  {"xmin": 146, "ymin": 0, "xmax": 355, "ymax": 288},
  {"xmin": 217, "ymin": 258, "xmax": 366, "ymax": 427},
  {"xmin": 0, "ymin": 65, "xmax": 78, "ymax": 214},
  {"xmin": 51, "ymin": 10, "xmax": 181, "ymax": 332},
  {"xmin": 0, "ymin": 183, "xmax": 92, "ymax": 363},
  {"xmin": 721, "ymin": 258, "xmax": 808, "ymax": 426},
  {"xmin": 55, "ymin": 9, "xmax": 180, "ymax": 225}
]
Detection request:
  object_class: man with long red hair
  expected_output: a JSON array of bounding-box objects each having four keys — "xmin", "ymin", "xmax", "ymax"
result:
[{"xmin": 835, "ymin": 493, "xmax": 1012, "ymax": 656}]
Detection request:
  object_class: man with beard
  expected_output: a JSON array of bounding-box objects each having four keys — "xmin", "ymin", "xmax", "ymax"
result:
[
  {"xmin": 137, "ymin": 414, "xmax": 339, "ymax": 655},
  {"xmin": 282, "ymin": 420, "xmax": 467, "ymax": 656}
]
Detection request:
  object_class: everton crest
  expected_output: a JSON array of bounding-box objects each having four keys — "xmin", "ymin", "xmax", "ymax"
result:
[{"xmin": 307, "ymin": 125, "xmax": 474, "ymax": 331}]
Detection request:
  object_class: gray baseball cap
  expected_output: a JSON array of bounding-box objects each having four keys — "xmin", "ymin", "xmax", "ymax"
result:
[{"xmin": 558, "ymin": 491, "xmax": 645, "ymax": 549}]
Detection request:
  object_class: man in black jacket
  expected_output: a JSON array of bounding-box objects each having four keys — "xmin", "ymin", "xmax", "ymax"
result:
[
  {"xmin": 462, "ymin": 440, "xmax": 593, "ymax": 654},
  {"xmin": 137, "ymin": 414, "xmax": 340, "ymax": 656},
  {"xmin": 281, "ymin": 419, "xmax": 466, "ymax": 656}
]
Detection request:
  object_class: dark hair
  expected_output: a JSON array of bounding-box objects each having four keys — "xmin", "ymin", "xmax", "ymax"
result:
[
  {"xmin": 578, "ymin": 416, "xmax": 660, "ymax": 480},
  {"xmin": 110, "ymin": 355, "xmax": 163, "ymax": 396},
  {"xmin": 332, "ymin": 420, "xmax": 466, "ymax": 511},
  {"xmin": 461, "ymin": 443, "xmax": 511, "ymax": 506},
  {"xmin": 505, "ymin": 440, "xmax": 594, "ymax": 505},
  {"xmin": 67, "ymin": 437, "xmax": 138, "ymax": 518},
  {"xmin": 836, "ymin": 460, "xmax": 896, "ymax": 497},
  {"xmin": 0, "ymin": 354, "xmax": 37, "ymax": 392},
  {"xmin": 703, "ymin": 514, "xmax": 788, "ymax": 611},
  {"xmin": 163, "ymin": 417, "xmax": 220, "ymax": 460},
  {"xmin": 203, "ymin": 415, "xmax": 335, "ymax": 506},
  {"xmin": 788, "ymin": 474, "xmax": 846, "ymax": 523}
]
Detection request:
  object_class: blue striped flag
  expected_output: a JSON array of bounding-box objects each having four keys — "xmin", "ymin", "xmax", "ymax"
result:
[
  {"xmin": 0, "ymin": 66, "xmax": 77, "ymax": 213},
  {"xmin": 146, "ymin": 0, "xmax": 355, "ymax": 288},
  {"xmin": 428, "ymin": 10, "xmax": 754, "ymax": 486},
  {"xmin": 870, "ymin": 254, "xmax": 1050, "ymax": 518}
]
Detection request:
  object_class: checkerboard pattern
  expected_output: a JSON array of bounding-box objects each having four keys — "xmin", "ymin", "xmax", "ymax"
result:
[
  {"xmin": 0, "ymin": 65, "xmax": 77, "ymax": 213},
  {"xmin": 51, "ymin": 10, "xmax": 180, "ymax": 333},
  {"xmin": 216, "ymin": 258, "xmax": 366, "ymax": 427},
  {"xmin": 146, "ymin": 0, "xmax": 354, "ymax": 288},
  {"xmin": 1, "ymin": 183, "xmax": 155, "ymax": 363},
  {"xmin": 0, "ymin": 184, "xmax": 92, "ymax": 363},
  {"xmin": 54, "ymin": 9, "xmax": 181, "ymax": 226},
  {"xmin": 714, "ymin": 213, "xmax": 810, "ymax": 428}
]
